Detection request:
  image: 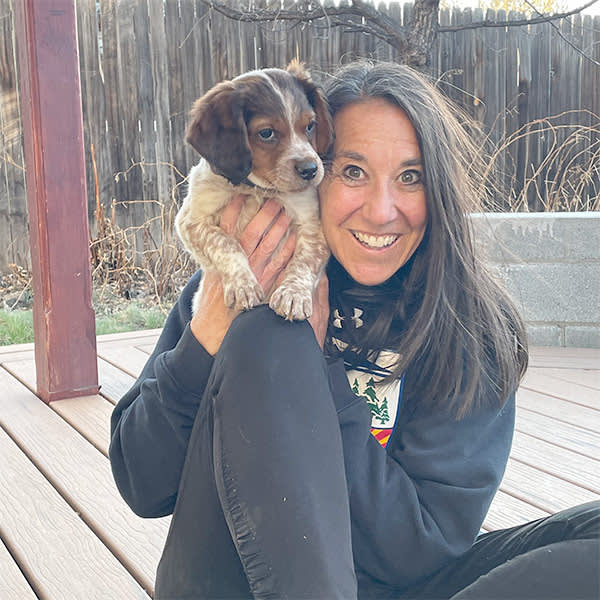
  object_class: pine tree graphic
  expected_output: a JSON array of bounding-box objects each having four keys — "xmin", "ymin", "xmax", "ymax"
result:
[{"xmin": 352, "ymin": 377, "xmax": 390, "ymax": 425}]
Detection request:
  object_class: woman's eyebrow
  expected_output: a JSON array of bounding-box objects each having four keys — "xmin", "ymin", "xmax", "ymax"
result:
[
  {"xmin": 401, "ymin": 158, "xmax": 423, "ymax": 167},
  {"xmin": 335, "ymin": 150, "xmax": 365, "ymax": 162},
  {"xmin": 336, "ymin": 151, "xmax": 423, "ymax": 168}
]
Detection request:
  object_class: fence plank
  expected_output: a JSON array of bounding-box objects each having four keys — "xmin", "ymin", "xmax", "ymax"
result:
[
  {"xmin": 133, "ymin": 0, "xmax": 160, "ymax": 247},
  {"xmin": 77, "ymin": 0, "xmax": 110, "ymax": 229},
  {"xmin": 99, "ymin": 0, "xmax": 127, "ymax": 222},
  {"xmin": 0, "ymin": 0, "xmax": 28, "ymax": 272},
  {"xmin": 148, "ymin": 0, "xmax": 175, "ymax": 211}
]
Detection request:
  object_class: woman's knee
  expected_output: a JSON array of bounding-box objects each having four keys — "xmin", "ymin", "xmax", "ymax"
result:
[
  {"xmin": 532, "ymin": 501, "xmax": 600, "ymax": 544},
  {"xmin": 207, "ymin": 305, "xmax": 338, "ymax": 433},
  {"xmin": 561, "ymin": 501, "xmax": 600, "ymax": 540},
  {"xmin": 219, "ymin": 304, "xmax": 322, "ymax": 376}
]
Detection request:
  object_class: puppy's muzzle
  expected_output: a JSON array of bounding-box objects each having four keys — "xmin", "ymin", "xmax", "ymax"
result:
[{"xmin": 295, "ymin": 159, "xmax": 318, "ymax": 181}]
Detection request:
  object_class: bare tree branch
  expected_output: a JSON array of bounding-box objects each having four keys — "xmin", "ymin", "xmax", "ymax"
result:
[
  {"xmin": 198, "ymin": 0, "xmax": 391, "ymax": 27},
  {"xmin": 197, "ymin": 0, "xmax": 597, "ymax": 67},
  {"xmin": 438, "ymin": 0, "xmax": 599, "ymax": 32},
  {"xmin": 522, "ymin": 0, "xmax": 600, "ymax": 67},
  {"xmin": 198, "ymin": 1, "xmax": 407, "ymax": 47}
]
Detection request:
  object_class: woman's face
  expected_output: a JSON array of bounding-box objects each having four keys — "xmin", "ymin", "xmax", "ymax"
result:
[{"xmin": 319, "ymin": 98, "xmax": 428, "ymax": 286}]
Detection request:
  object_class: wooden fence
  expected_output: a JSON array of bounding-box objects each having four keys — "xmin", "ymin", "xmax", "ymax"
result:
[{"xmin": 1, "ymin": 0, "xmax": 599, "ymax": 272}]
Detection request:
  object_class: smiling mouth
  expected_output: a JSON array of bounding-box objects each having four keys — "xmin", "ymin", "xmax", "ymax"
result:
[{"xmin": 351, "ymin": 231, "xmax": 399, "ymax": 249}]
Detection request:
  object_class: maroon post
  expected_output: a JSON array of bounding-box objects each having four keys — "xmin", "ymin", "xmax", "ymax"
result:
[{"xmin": 14, "ymin": 0, "xmax": 99, "ymax": 402}]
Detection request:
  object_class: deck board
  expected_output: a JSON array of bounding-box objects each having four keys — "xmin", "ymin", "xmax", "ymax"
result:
[
  {"xmin": 0, "ymin": 334, "xmax": 598, "ymax": 598},
  {"xmin": 521, "ymin": 368, "xmax": 600, "ymax": 408},
  {"xmin": 514, "ymin": 406, "xmax": 599, "ymax": 459},
  {"xmin": 528, "ymin": 346, "xmax": 600, "ymax": 369},
  {"xmin": 483, "ymin": 490, "xmax": 550, "ymax": 532},
  {"xmin": 2, "ymin": 355, "xmax": 115, "ymax": 455},
  {"xmin": 0, "ymin": 539, "xmax": 37, "ymax": 600},
  {"xmin": 0, "ymin": 428, "xmax": 149, "ymax": 599},
  {"xmin": 516, "ymin": 387, "xmax": 600, "ymax": 430},
  {"xmin": 51, "ymin": 394, "xmax": 114, "ymax": 456},
  {"xmin": 97, "ymin": 339, "xmax": 157, "ymax": 378},
  {"xmin": 510, "ymin": 431, "xmax": 600, "ymax": 492},
  {"xmin": 533, "ymin": 367, "xmax": 599, "ymax": 391},
  {"xmin": 499, "ymin": 458, "xmax": 599, "ymax": 514},
  {"xmin": 0, "ymin": 366, "xmax": 169, "ymax": 596},
  {"xmin": 98, "ymin": 357, "xmax": 138, "ymax": 404}
]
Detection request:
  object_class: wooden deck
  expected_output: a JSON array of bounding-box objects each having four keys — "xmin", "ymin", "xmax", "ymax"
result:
[{"xmin": 0, "ymin": 332, "xmax": 598, "ymax": 599}]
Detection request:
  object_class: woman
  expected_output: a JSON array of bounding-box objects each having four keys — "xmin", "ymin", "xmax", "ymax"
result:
[{"xmin": 110, "ymin": 61, "xmax": 599, "ymax": 599}]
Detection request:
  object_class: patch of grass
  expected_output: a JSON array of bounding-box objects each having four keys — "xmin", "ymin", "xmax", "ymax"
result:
[
  {"xmin": 0, "ymin": 302, "xmax": 167, "ymax": 346},
  {"xmin": 95, "ymin": 302, "xmax": 167, "ymax": 335},
  {"xmin": 0, "ymin": 309, "xmax": 34, "ymax": 345}
]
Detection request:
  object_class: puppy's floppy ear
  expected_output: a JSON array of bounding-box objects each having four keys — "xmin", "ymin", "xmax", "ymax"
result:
[
  {"xmin": 286, "ymin": 60, "xmax": 333, "ymax": 156},
  {"xmin": 186, "ymin": 81, "xmax": 252, "ymax": 185}
]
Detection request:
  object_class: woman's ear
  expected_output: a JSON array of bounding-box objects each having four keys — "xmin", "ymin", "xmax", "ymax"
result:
[{"xmin": 186, "ymin": 81, "xmax": 252, "ymax": 185}]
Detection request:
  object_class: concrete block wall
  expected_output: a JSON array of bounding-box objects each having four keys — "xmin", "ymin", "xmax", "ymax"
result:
[{"xmin": 471, "ymin": 212, "xmax": 600, "ymax": 348}]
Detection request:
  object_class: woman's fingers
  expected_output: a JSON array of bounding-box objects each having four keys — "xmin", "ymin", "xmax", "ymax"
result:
[
  {"xmin": 227, "ymin": 197, "xmax": 293, "ymax": 289},
  {"xmin": 308, "ymin": 274, "xmax": 330, "ymax": 349},
  {"xmin": 259, "ymin": 232, "xmax": 296, "ymax": 295},
  {"xmin": 238, "ymin": 199, "xmax": 283, "ymax": 256},
  {"xmin": 219, "ymin": 194, "xmax": 245, "ymax": 235},
  {"xmin": 218, "ymin": 194, "xmax": 296, "ymax": 302},
  {"xmin": 247, "ymin": 210, "xmax": 292, "ymax": 272}
]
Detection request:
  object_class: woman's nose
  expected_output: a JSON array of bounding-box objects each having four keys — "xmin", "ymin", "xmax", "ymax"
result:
[{"xmin": 362, "ymin": 182, "xmax": 397, "ymax": 225}]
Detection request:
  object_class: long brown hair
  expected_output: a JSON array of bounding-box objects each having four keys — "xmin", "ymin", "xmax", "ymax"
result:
[{"xmin": 323, "ymin": 61, "xmax": 528, "ymax": 416}]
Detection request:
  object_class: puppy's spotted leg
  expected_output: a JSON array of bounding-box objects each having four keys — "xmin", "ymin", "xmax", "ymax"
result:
[
  {"xmin": 222, "ymin": 259, "xmax": 264, "ymax": 311},
  {"xmin": 180, "ymin": 218, "xmax": 264, "ymax": 312},
  {"xmin": 269, "ymin": 275, "xmax": 314, "ymax": 321},
  {"xmin": 269, "ymin": 224, "xmax": 329, "ymax": 321}
]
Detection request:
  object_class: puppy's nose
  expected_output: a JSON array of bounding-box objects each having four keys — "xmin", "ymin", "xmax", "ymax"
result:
[{"xmin": 295, "ymin": 160, "xmax": 318, "ymax": 181}]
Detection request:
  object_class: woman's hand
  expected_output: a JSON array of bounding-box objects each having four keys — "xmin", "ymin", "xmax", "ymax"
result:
[
  {"xmin": 309, "ymin": 274, "xmax": 330, "ymax": 350},
  {"xmin": 190, "ymin": 195, "xmax": 296, "ymax": 355},
  {"xmin": 190, "ymin": 271, "xmax": 237, "ymax": 356},
  {"xmin": 234, "ymin": 197, "xmax": 296, "ymax": 297}
]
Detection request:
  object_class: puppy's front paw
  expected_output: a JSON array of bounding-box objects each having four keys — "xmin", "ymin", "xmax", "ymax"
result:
[
  {"xmin": 269, "ymin": 285, "xmax": 312, "ymax": 321},
  {"xmin": 223, "ymin": 275, "xmax": 263, "ymax": 312}
]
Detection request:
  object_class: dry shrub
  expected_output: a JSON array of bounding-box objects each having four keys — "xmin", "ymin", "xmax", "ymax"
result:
[
  {"xmin": 89, "ymin": 151, "xmax": 196, "ymax": 313},
  {"xmin": 482, "ymin": 110, "xmax": 600, "ymax": 212}
]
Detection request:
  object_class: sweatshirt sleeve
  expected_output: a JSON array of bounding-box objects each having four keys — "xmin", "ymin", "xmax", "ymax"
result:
[
  {"xmin": 109, "ymin": 270, "xmax": 215, "ymax": 518},
  {"xmin": 326, "ymin": 358, "xmax": 515, "ymax": 591}
]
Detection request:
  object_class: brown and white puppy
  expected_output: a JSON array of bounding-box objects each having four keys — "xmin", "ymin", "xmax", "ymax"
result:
[{"xmin": 175, "ymin": 60, "xmax": 332, "ymax": 320}]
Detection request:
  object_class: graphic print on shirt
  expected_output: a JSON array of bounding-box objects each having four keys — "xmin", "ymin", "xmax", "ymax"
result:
[
  {"xmin": 346, "ymin": 351, "xmax": 402, "ymax": 448},
  {"xmin": 331, "ymin": 305, "xmax": 403, "ymax": 448}
]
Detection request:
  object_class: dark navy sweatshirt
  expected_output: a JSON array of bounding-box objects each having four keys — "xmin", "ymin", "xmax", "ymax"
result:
[{"xmin": 109, "ymin": 270, "xmax": 515, "ymax": 595}]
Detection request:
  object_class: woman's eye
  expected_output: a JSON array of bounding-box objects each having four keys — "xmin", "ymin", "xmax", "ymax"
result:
[
  {"xmin": 306, "ymin": 121, "xmax": 316, "ymax": 136},
  {"xmin": 258, "ymin": 128, "xmax": 275, "ymax": 141},
  {"xmin": 400, "ymin": 169, "xmax": 422, "ymax": 185},
  {"xmin": 342, "ymin": 165, "xmax": 364, "ymax": 180}
]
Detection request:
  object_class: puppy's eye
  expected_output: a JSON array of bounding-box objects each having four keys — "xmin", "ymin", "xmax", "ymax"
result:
[
  {"xmin": 306, "ymin": 121, "xmax": 316, "ymax": 136},
  {"xmin": 258, "ymin": 128, "xmax": 275, "ymax": 141}
]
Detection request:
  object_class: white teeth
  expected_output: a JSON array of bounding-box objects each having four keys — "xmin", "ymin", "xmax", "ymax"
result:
[{"xmin": 352, "ymin": 231, "xmax": 398, "ymax": 248}]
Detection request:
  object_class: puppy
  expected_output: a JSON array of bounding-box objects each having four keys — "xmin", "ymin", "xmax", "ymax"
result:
[{"xmin": 175, "ymin": 60, "xmax": 332, "ymax": 320}]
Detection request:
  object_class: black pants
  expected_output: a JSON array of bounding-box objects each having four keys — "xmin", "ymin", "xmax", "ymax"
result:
[
  {"xmin": 155, "ymin": 307, "xmax": 600, "ymax": 599},
  {"xmin": 402, "ymin": 503, "xmax": 600, "ymax": 599}
]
